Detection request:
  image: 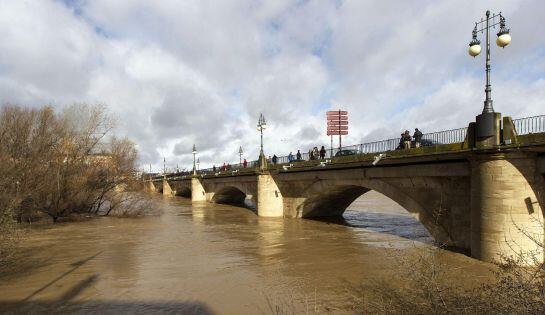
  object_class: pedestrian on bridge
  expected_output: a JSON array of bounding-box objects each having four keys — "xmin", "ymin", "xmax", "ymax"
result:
[
  {"xmin": 288, "ymin": 152, "xmax": 294, "ymax": 162},
  {"xmin": 296, "ymin": 150, "xmax": 302, "ymax": 161},
  {"xmin": 213, "ymin": 165, "xmax": 216, "ymax": 173},
  {"xmin": 243, "ymin": 158, "xmax": 247, "ymax": 168},
  {"xmin": 403, "ymin": 130, "xmax": 411, "ymax": 150},
  {"xmin": 272, "ymin": 154, "xmax": 278, "ymax": 164},
  {"xmin": 397, "ymin": 133, "xmax": 404, "ymax": 150},
  {"xmin": 413, "ymin": 128, "xmax": 423, "ymax": 148},
  {"xmin": 319, "ymin": 146, "xmax": 326, "ymax": 159}
]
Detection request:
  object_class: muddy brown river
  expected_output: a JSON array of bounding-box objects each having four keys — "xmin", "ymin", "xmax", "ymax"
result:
[{"xmin": 0, "ymin": 192, "xmax": 493, "ymax": 314}]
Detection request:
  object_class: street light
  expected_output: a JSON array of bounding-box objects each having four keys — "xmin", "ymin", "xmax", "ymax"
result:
[
  {"xmin": 257, "ymin": 114, "xmax": 267, "ymax": 153},
  {"xmin": 238, "ymin": 146, "xmax": 243, "ymax": 165},
  {"xmin": 468, "ymin": 10, "xmax": 511, "ymax": 114},
  {"xmin": 257, "ymin": 113, "xmax": 267, "ymax": 170},
  {"xmin": 192, "ymin": 144, "xmax": 197, "ymax": 175}
]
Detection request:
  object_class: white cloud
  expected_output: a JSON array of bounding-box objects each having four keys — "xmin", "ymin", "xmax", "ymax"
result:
[{"xmin": 0, "ymin": 0, "xmax": 544, "ymax": 172}]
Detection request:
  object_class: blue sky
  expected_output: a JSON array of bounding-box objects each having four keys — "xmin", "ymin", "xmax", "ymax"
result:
[{"xmin": 0, "ymin": 0, "xmax": 544, "ymax": 171}]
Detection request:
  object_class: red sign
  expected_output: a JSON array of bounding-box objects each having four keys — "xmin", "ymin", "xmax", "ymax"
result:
[
  {"xmin": 326, "ymin": 109, "xmax": 349, "ymax": 137},
  {"xmin": 327, "ymin": 126, "xmax": 348, "ymax": 131},
  {"xmin": 327, "ymin": 110, "xmax": 348, "ymax": 115},
  {"xmin": 327, "ymin": 114, "xmax": 348, "ymax": 120},
  {"xmin": 327, "ymin": 131, "xmax": 348, "ymax": 136},
  {"xmin": 327, "ymin": 120, "xmax": 348, "ymax": 126}
]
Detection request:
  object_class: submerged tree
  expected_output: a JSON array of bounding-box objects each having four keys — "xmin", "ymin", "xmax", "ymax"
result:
[{"xmin": 0, "ymin": 104, "xmax": 139, "ymax": 224}]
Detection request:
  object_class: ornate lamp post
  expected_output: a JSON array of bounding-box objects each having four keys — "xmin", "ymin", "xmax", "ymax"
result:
[
  {"xmin": 468, "ymin": 10, "xmax": 511, "ymax": 114},
  {"xmin": 257, "ymin": 113, "xmax": 267, "ymax": 170},
  {"xmin": 163, "ymin": 157, "xmax": 166, "ymax": 179},
  {"xmin": 468, "ymin": 10, "xmax": 511, "ymax": 145},
  {"xmin": 238, "ymin": 146, "xmax": 243, "ymax": 165},
  {"xmin": 192, "ymin": 144, "xmax": 197, "ymax": 175}
]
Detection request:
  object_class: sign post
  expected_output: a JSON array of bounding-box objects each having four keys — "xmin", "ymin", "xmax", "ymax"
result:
[
  {"xmin": 330, "ymin": 135, "xmax": 333, "ymax": 157},
  {"xmin": 326, "ymin": 110, "xmax": 348, "ymax": 154}
]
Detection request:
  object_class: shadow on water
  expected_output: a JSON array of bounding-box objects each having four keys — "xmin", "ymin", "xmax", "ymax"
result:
[
  {"xmin": 0, "ymin": 247, "xmax": 55, "ymax": 282},
  {"xmin": 20, "ymin": 252, "xmax": 102, "ymax": 303},
  {"xmin": 58, "ymin": 274, "xmax": 100, "ymax": 302},
  {"xmin": 1, "ymin": 250, "xmax": 215, "ymax": 315},
  {"xmin": 0, "ymin": 301, "xmax": 214, "ymax": 314}
]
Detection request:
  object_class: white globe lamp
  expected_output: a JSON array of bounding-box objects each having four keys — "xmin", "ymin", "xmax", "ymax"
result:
[
  {"xmin": 469, "ymin": 44, "xmax": 482, "ymax": 57},
  {"xmin": 496, "ymin": 32, "xmax": 511, "ymax": 48}
]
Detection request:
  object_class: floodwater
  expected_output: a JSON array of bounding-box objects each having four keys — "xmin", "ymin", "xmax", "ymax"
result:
[{"xmin": 0, "ymin": 191, "xmax": 492, "ymax": 314}]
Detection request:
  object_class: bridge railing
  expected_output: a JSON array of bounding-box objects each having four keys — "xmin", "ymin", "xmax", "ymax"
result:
[
  {"xmin": 273, "ymin": 126, "xmax": 469, "ymax": 163},
  {"xmin": 195, "ymin": 159, "xmax": 260, "ymax": 176},
  {"xmin": 191, "ymin": 126, "xmax": 469, "ymax": 173},
  {"xmin": 513, "ymin": 115, "xmax": 545, "ymax": 135},
  {"xmin": 421, "ymin": 127, "xmax": 467, "ymax": 145},
  {"xmin": 157, "ymin": 114, "xmax": 545, "ymax": 178}
]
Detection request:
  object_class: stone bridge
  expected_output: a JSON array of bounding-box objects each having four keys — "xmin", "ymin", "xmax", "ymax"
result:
[{"xmin": 146, "ymin": 116, "xmax": 545, "ymax": 264}]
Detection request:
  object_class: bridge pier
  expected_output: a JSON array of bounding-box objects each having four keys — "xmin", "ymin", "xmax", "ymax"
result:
[
  {"xmin": 162, "ymin": 179, "xmax": 174, "ymax": 196},
  {"xmin": 257, "ymin": 172, "xmax": 284, "ymax": 217},
  {"xmin": 191, "ymin": 177, "xmax": 207, "ymax": 202},
  {"xmin": 471, "ymin": 152, "xmax": 544, "ymax": 264},
  {"xmin": 144, "ymin": 181, "xmax": 157, "ymax": 192}
]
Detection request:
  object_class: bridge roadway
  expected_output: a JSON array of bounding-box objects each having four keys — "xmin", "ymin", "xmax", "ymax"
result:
[{"xmin": 147, "ymin": 129, "xmax": 545, "ymax": 264}]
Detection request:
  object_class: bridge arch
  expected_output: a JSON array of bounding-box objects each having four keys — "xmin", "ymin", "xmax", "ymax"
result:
[
  {"xmin": 175, "ymin": 187, "xmax": 191, "ymax": 197},
  {"xmin": 211, "ymin": 186, "xmax": 247, "ymax": 205},
  {"xmin": 156, "ymin": 183, "xmax": 163, "ymax": 194},
  {"xmin": 297, "ymin": 178, "xmax": 452, "ymax": 245},
  {"xmin": 168, "ymin": 181, "xmax": 192, "ymax": 198}
]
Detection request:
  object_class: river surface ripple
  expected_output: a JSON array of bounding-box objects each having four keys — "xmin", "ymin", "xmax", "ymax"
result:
[{"xmin": 0, "ymin": 191, "xmax": 492, "ymax": 314}]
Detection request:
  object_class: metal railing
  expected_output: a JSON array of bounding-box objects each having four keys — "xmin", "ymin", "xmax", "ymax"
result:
[
  {"xmin": 273, "ymin": 126, "xmax": 468, "ymax": 163},
  {"xmin": 156, "ymin": 114, "xmax": 545, "ymax": 178},
  {"xmin": 196, "ymin": 160, "xmax": 260, "ymax": 176},
  {"xmin": 513, "ymin": 115, "xmax": 545, "ymax": 135},
  {"xmin": 422, "ymin": 127, "xmax": 467, "ymax": 145}
]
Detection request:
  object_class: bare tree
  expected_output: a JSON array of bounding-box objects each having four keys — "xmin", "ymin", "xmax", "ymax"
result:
[{"xmin": 0, "ymin": 104, "xmax": 139, "ymax": 223}]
